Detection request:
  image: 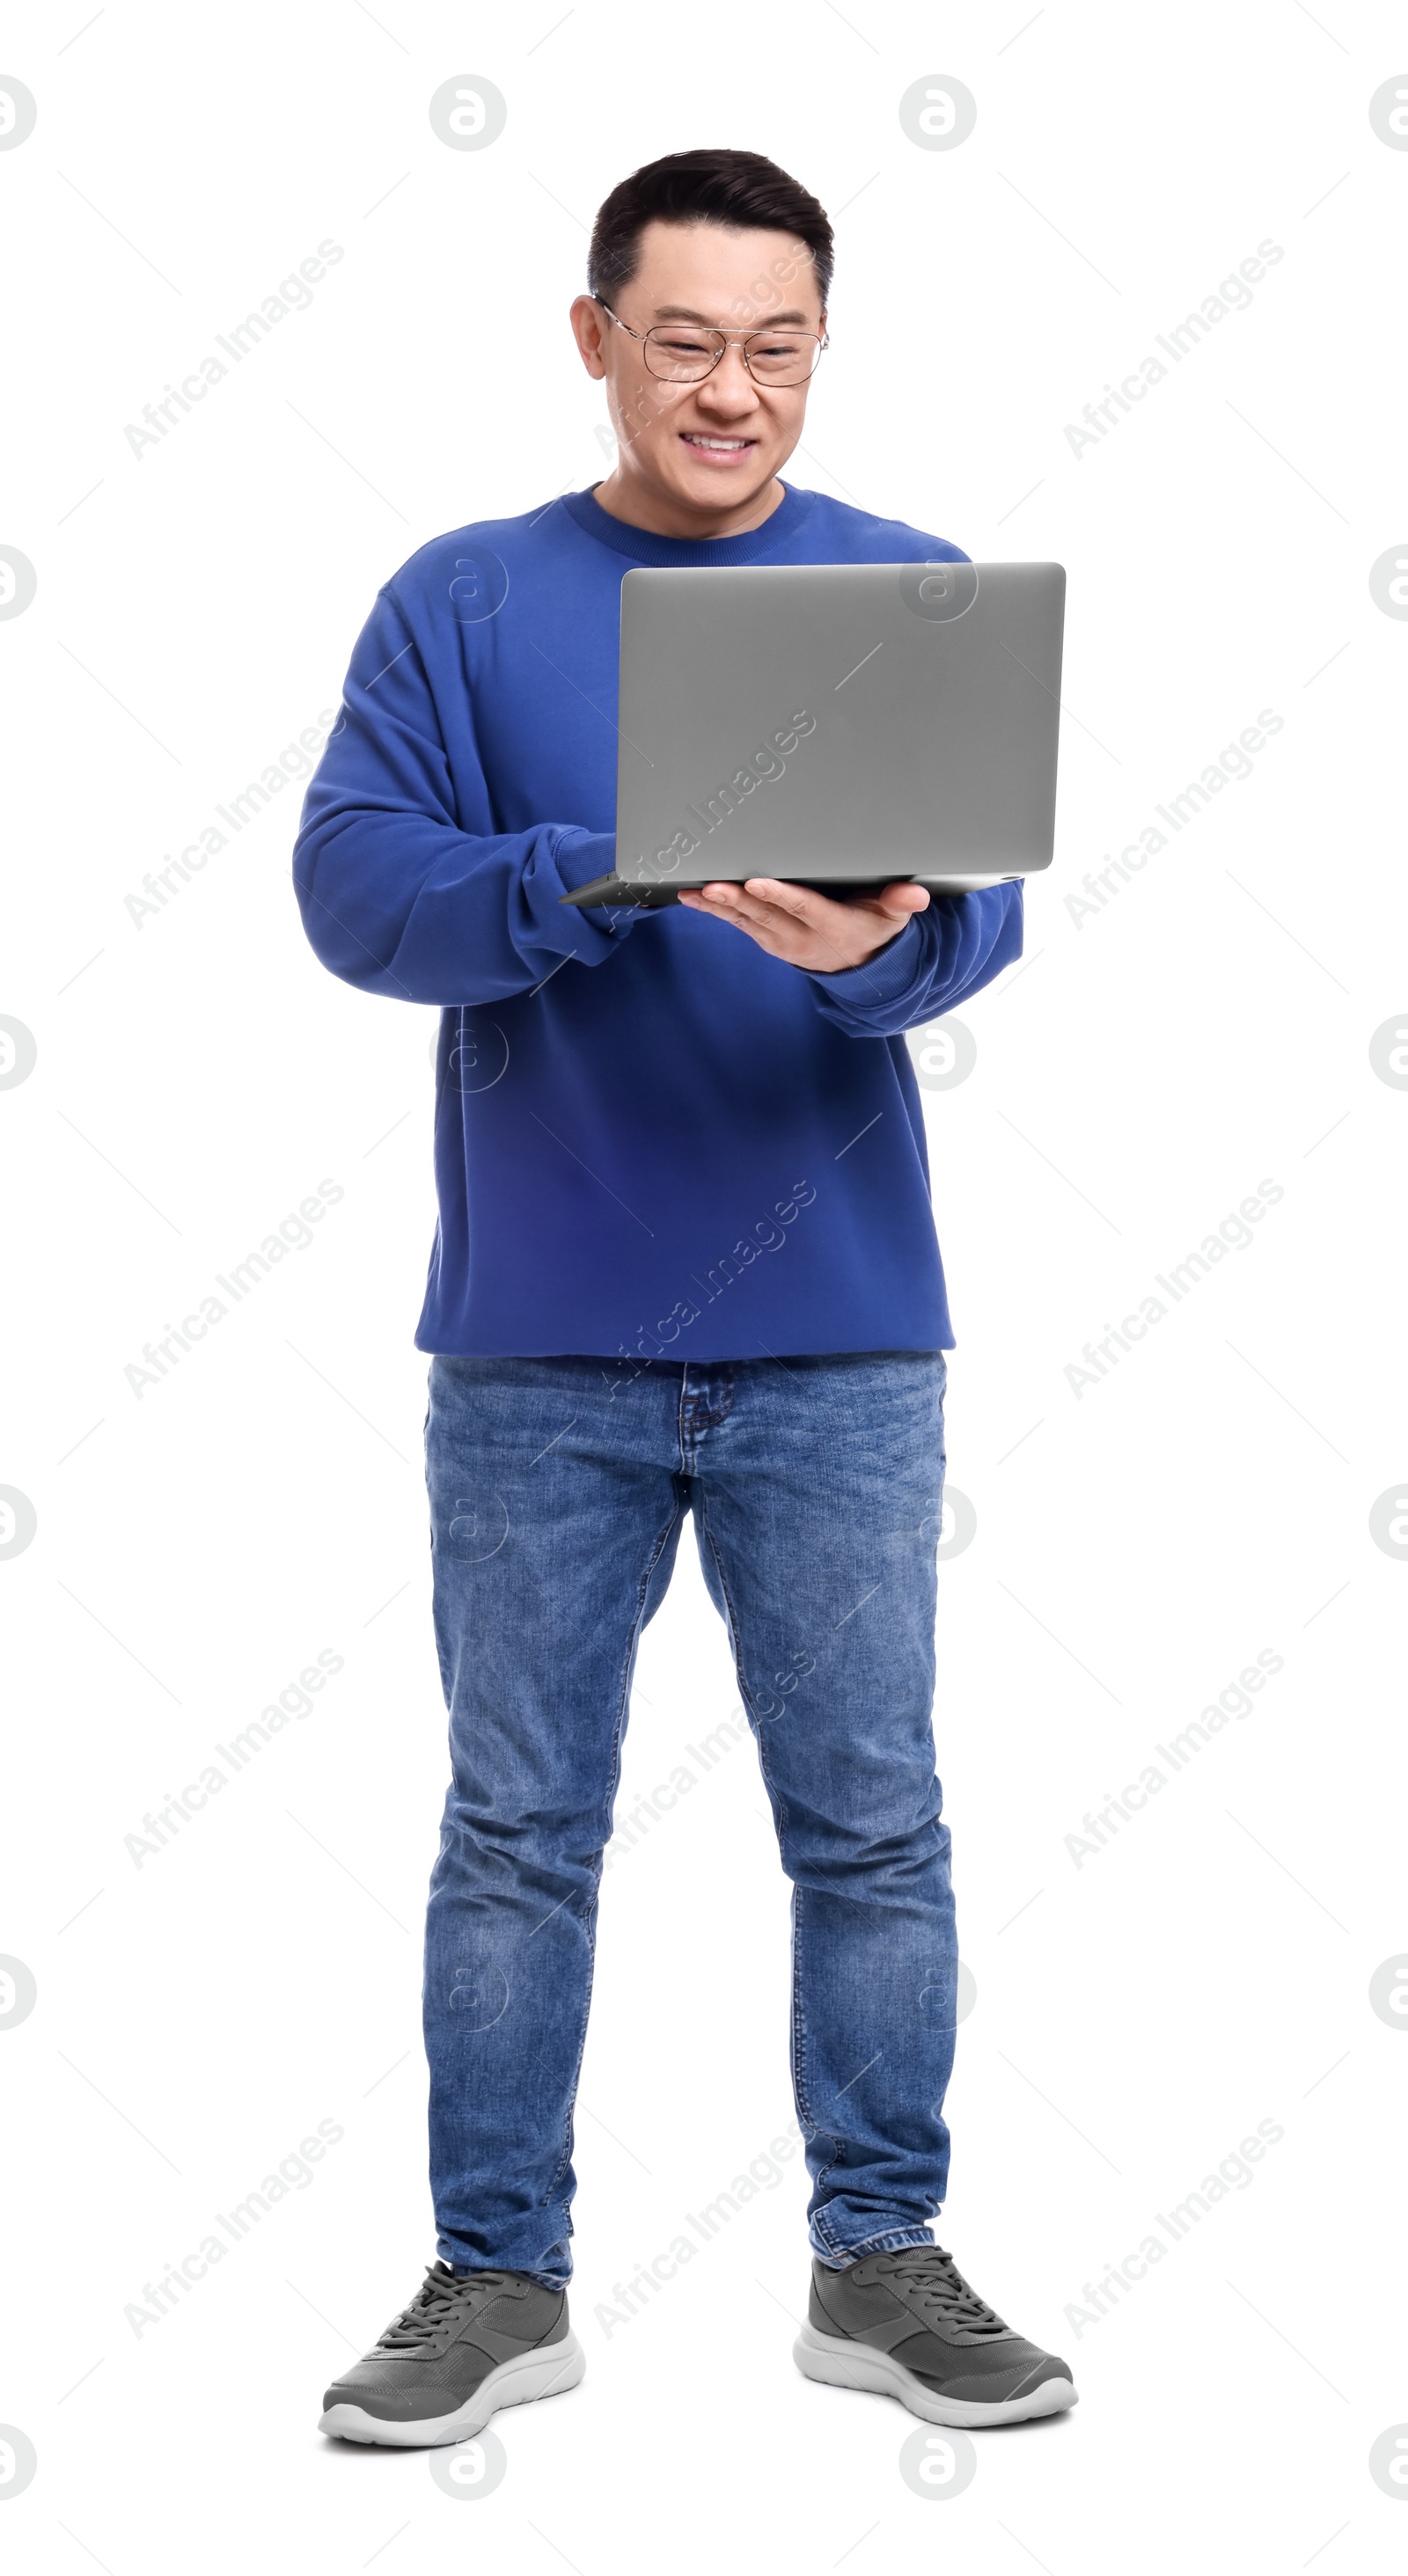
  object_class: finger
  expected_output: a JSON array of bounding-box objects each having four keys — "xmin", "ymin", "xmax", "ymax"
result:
[
  {"xmin": 741, "ymin": 880, "xmax": 903, "ymax": 969},
  {"xmin": 739, "ymin": 896, "xmax": 865, "ymax": 971},
  {"xmin": 742, "ymin": 878, "xmax": 828, "ymax": 926},
  {"xmin": 678, "ymin": 887, "xmax": 744, "ymax": 914},
  {"xmin": 688, "ymin": 884, "xmax": 800, "ymax": 935},
  {"xmin": 746, "ymin": 878, "xmax": 927, "ymax": 928},
  {"xmin": 678, "ymin": 884, "xmax": 759, "ymax": 925},
  {"xmin": 740, "ymin": 882, "xmax": 862, "ymax": 960}
]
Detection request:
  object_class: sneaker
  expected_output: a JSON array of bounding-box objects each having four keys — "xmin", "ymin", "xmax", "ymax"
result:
[
  {"xmin": 795, "ymin": 2243, "xmax": 1077, "ymax": 2427},
  {"xmin": 319, "ymin": 2261, "xmax": 585, "ymax": 2448}
]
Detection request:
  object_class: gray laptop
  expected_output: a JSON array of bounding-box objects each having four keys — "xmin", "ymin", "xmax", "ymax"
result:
[{"xmin": 562, "ymin": 559, "xmax": 1066, "ymax": 909}]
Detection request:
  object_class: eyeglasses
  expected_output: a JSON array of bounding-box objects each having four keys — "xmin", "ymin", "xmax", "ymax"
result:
[{"xmin": 597, "ymin": 302, "xmax": 828, "ymax": 387}]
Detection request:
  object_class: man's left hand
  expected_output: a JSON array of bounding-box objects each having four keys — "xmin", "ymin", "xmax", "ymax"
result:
[{"xmin": 677, "ymin": 878, "xmax": 930, "ymax": 974}]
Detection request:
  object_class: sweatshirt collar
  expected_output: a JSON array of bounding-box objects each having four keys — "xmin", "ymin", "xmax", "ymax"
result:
[{"xmin": 560, "ymin": 479, "xmax": 815, "ymax": 567}]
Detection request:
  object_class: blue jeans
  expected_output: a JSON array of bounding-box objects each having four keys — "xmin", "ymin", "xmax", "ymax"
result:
[{"xmin": 422, "ymin": 1348, "xmax": 957, "ymax": 2285}]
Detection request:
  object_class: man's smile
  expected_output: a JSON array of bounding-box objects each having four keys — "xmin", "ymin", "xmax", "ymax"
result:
[{"xmin": 678, "ymin": 430, "xmax": 758, "ymax": 458}]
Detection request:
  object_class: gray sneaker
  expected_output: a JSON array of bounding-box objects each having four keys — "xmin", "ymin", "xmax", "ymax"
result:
[
  {"xmin": 319, "ymin": 2261, "xmax": 584, "ymax": 2448},
  {"xmin": 795, "ymin": 2243, "xmax": 1077, "ymax": 2427}
]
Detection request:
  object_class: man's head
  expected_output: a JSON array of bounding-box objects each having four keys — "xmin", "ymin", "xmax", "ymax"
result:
[{"xmin": 570, "ymin": 149, "xmax": 833, "ymax": 538}]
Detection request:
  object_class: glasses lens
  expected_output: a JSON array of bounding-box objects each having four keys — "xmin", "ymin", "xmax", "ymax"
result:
[
  {"xmin": 643, "ymin": 328, "xmax": 721, "ymax": 382},
  {"xmin": 744, "ymin": 333, "xmax": 819, "ymax": 384}
]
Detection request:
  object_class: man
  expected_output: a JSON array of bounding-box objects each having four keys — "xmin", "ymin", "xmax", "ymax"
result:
[{"xmin": 296, "ymin": 147, "xmax": 1076, "ymax": 2445}]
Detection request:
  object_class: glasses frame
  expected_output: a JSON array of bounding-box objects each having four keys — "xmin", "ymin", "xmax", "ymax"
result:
[{"xmin": 596, "ymin": 301, "xmax": 829, "ymax": 388}]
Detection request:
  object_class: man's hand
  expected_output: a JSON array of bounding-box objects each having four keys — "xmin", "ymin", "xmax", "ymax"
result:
[{"xmin": 677, "ymin": 877, "xmax": 929, "ymax": 973}]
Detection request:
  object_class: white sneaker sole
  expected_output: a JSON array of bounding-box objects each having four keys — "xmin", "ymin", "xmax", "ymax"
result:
[
  {"xmin": 319, "ymin": 2331, "xmax": 586, "ymax": 2448},
  {"xmin": 794, "ymin": 2324, "xmax": 1077, "ymax": 2426}
]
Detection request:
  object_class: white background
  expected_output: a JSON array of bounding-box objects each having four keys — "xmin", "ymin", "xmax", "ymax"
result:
[{"xmin": 3, "ymin": 0, "xmax": 1406, "ymax": 2566}]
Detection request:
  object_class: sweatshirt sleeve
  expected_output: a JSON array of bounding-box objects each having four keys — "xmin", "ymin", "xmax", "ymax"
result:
[
  {"xmin": 292, "ymin": 585, "xmax": 634, "ymax": 1006},
  {"xmin": 803, "ymin": 880, "xmax": 1023, "ymax": 1037}
]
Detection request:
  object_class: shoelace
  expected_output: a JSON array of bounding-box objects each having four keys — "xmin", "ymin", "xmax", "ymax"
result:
[
  {"xmin": 377, "ymin": 2265, "xmax": 526, "ymax": 2353},
  {"xmin": 878, "ymin": 2248, "xmax": 1009, "ymax": 2338}
]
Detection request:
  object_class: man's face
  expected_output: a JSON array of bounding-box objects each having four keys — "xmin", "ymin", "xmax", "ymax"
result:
[{"xmin": 570, "ymin": 220, "xmax": 825, "ymax": 524}]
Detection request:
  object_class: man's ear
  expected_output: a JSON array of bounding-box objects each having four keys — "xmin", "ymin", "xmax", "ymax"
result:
[{"xmin": 569, "ymin": 296, "xmax": 608, "ymax": 380}]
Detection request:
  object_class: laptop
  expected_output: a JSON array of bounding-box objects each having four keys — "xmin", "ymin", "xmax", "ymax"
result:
[{"xmin": 562, "ymin": 560, "xmax": 1066, "ymax": 910}]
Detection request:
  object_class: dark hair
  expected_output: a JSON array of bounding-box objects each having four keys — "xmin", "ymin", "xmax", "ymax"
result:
[{"xmin": 588, "ymin": 148, "xmax": 833, "ymax": 311}]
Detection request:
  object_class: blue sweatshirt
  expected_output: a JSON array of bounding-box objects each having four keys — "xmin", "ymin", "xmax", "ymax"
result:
[{"xmin": 292, "ymin": 482, "xmax": 1023, "ymax": 1361}]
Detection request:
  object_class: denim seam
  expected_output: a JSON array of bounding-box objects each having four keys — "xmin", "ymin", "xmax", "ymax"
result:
[
  {"xmin": 542, "ymin": 1492, "xmax": 686, "ymax": 2208},
  {"xmin": 693, "ymin": 1498, "xmax": 791, "ymax": 1846},
  {"xmin": 791, "ymin": 1883, "xmax": 843, "ymax": 2223},
  {"xmin": 693, "ymin": 1497, "xmax": 842, "ymax": 2210},
  {"xmin": 541, "ymin": 1939, "xmax": 600, "ymax": 2213}
]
